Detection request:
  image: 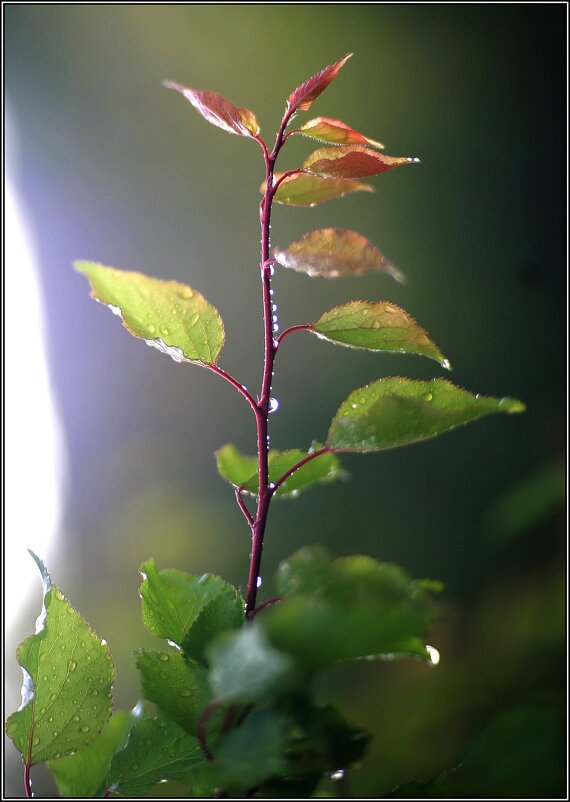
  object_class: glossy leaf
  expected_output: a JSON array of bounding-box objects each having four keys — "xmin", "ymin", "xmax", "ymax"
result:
[
  {"xmin": 215, "ymin": 443, "xmax": 345, "ymax": 498},
  {"xmin": 74, "ymin": 261, "xmax": 225, "ymax": 366},
  {"xmin": 327, "ymin": 377, "xmax": 525, "ymax": 453},
  {"xmin": 163, "ymin": 82, "xmax": 260, "ymax": 137},
  {"xmin": 187, "ymin": 710, "xmax": 286, "ymax": 794},
  {"xmin": 263, "ymin": 546, "xmax": 440, "ymax": 669},
  {"xmin": 5, "ymin": 552, "xmax": 115, "ymax": 764},
  {"xmin": 139, "ymin": 559, "xmax": 244, "ymax": 661},
  {"xmin": 311, "ymin": 301, "xmax": 449, "ymax": 367},
  {"xmin": 274, "ymin": 228, "xmax": 405, "ymax": 282},
  {"xmin": 107, "ymin": 715, "xmax": 203, "ymax": 797},
  {"xmin": 207, "ymin": 625, "xmax": 297, "ymax": 703},
  {"xmin": 266, "ymin": 172, "xmax": 374, "ymax": 206},
  {"xmin": 48, "ymin": 711, "xmax": 132, "ymax": 798},
  {"xmin": 296, "ymin": 116, "xmax": 384, "ymax": 149},
  {"xmin": 303, "ymin": 145, "xmax": 414, "ymax": 179},
  {"xmin": 288, "ymin": 54, "xmax": 352, "ymax": 113},
  {"xmin": 135, "ymin": 649, "xmax": 211, "ymax": 735}
]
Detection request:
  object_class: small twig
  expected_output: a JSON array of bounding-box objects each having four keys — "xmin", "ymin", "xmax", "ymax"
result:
[
  {"xmin": 250, "ymin": 596, "xmax": 282, "ymax": 618},
  {"xmin": 198, "ymin": 700, "xmax": 223, "ymax": 762},
  {"xmin": 204, "ymin": 364, "xmax": 257, "ymax": 413},
  {"xmin": 275, "ymin": 324, "xmax": 313, "ymax": 350},
  {"xmin": 271, "ymin": 168, "xmax": 307, "ymax": 196},
  {"xmin": 270, "ymin": 446, "xmax": 331, "ymax": 495},
  {"xmin": 235, "ymin": 487, "xmax": 254, "ymax": 528}
]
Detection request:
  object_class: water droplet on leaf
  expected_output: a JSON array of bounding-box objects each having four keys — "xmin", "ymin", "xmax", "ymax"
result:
[
  {"xmin": 178, "ymin": 688, "xmax": 192, "ymax": 697},
  {"xmin": 79, "ymin": 725, "xmax": 90, "ymax": 733},
  {"xmin": 158, "ymin": 653, "xmax": 169, "ymax": 662},
  {"xmin": 68, "ymin": 660, "xmax": 77, "ymax": 672}
]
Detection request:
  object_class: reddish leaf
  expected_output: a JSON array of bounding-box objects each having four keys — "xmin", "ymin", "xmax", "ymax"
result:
[
  {"xmin": 296, "ymin": 117, "xmax": 384, "ymax": 149},
  {"xmin": 304, "ymin": 145, "xmax": 417, "ymax": 179},
  {"xmin": 261, "ymin": 173, "xmax": 374, "ymax": 207},
  {"xmin": 163, "ymin": 82, "xmax": 259, "ymax": 138},
  {"xmin": 273, "ymin": 228, "xmax": 405, "ymax": 282},
  {"xmin": 288, "ymin": 54, "xmax": 352, "ymax": 114}
]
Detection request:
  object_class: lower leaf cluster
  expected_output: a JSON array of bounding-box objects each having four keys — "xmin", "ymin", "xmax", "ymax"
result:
[{"xmin": 7, "ymin": 548, "xmax": 441, "ymax": 798}]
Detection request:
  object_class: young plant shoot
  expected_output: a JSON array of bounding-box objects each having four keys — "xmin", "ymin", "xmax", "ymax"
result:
[{"xmin": 7, "ymin": 54, "xmax": 525, "ymax": 799}]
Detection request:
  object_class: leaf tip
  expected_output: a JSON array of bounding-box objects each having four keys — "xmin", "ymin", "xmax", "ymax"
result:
[
  {"xmin": 499, "ymin": 397, "xmax": 526, "ymax": 414},
  {"xmin": 28, "ymin": 549, "xmax": 53, "ymax": 591}
]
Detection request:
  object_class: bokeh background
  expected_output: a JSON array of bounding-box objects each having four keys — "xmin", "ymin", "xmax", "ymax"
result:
[{"xmin": 5, "ymin": 4, "xmax": 566, "ymax": 798}]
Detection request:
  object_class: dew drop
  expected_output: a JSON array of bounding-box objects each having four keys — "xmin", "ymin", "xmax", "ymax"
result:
[
  {"xmin": 159, "ymin": 325, "xmax": 170, "ymax": 336},
  {"xmin": 59, "ymin": 643, "xmax": 66, "ymax": 650},
  {"xmin": 92, "ymin": 689, "xmax": 99, "ymax": 696},
  {"xmin": 42, "ymin": 675, "xmax": 48, "ymax": 682},
  {"xmin": 441, "ymin": 358, "xmax": 452, "ymax": 371},
  {"xmin": 256, "ymin": 576, "xmax": 263, "ymax": 588},
  {"xmin": 358, "ymin": 396, "xmax": 366, "ymax": 404},
  {"xmin": 423, "ymin": 392, "xmax": 433, "ymax": 402},
  {"xmin": 147, "ymin": 323, "xmax": 157, "ymax": 335},
  {"xmin": 39, "ymin": 708, "xmax": 46, "ymax": 715},
  {"xmin": 268, "ymin": 265, "xmax": 275, "ymax": 277},
  {"xmin": 272, "ymin": 339, "xmax": 279, "ymax": 349},
  {"xmin": 272, "ymin": 315, "xmax": 278, "ymax": 324},
  {"xmin": 187, "ymin": 312, "xmax": 200, "ymax": 327},
  {"xmin": 100, "ymin": 639, "xmax": 107, "ymax": 647},
  {"xmin": 52, "ymin": 731, "xmax": 59, "ymax": 738},
  {"xmin": 178, "ymin": 688, "xmax": 192, "ymax": 697},
  {"xmin": 271, "ymin": 303, "xmax": 278, "ymax": 312},
  {"xmin": 268, "ymin": 397, "xmax": 279, "ymax": 413},
  {"xmin": 373, "ymin": 320, "xmax": 381, "ymax": 329},
  {"xmin": 158, "ymin": 653, "xmax": 169, "ymax": 662},
  {"xmin": 330, "ymin": 769, "xmax": 346, "ymax": 781},
  {"xmin": 68, "ymin": 660, "xmax": 77, "ymax": 672},
  {"xmin": 32, "ymin": 736, "xmax": 41, "ymax": 746},
  {"xmin": 426, "ymin": 644, "xmax": 440, "ymax": 666},
  {"xmin": 79, "ymin": 725, "xmax": 90, "ymax": 733},
  {"xmin": 291, "ymin": 489, "xmax": 300, "ymax": 498},
  {"xmin": 268, "ymin": 482, "xmax": 276, "ymax": 490},
  {"xmin": 272, "ymin": 323, "xmax": 279, "ymax": 333},
  {"xmin": 179, "ymin": 286, "xmax": 194, "ymax": 299},
  {"xmin": 72, "ymin": 715, "xmax": 81, "ymax": 722},
  {"xmin": 351, "ymin": 403, "xmax": 358, "ymax": 409},
  {"xmin": 55, "ymin": 589, "xmax": 65, "ymax": 601}
]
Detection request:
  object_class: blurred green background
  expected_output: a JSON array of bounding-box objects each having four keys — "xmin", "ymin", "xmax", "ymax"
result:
[{"xmin": 5, "ymin": 5, "xmax": 565, "ymax": 798}]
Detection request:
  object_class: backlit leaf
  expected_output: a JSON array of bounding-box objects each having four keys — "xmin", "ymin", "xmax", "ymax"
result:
[
  {"xmin": 304, "ymin": 145, "xmax": 415, "ymax": 179},
  {"xmin": 274, "ymin": 228, "xmax": 405, "ymax": 282},
  {"xmin": 263, "ymin": 547, "xmax": 439, "ymax": 669},
  {"xmin": 5, "ymin": 552, "xmax": 115, "ymax": 764},
  {"xmin": 266, "ymin": 172, "xmax": 374, "ymax": 206},
  {"xmin": 207, "ymin": 626, "xmax": 297, "ymax": 703},
  {"xmin": 215, "ymin": 443, "xmax": 345, "ymax": 498},
  {"xmin": 139, "ymin": 559, "xmax": 244, "ymax": 660},
  {"xmin": 108, "ymin": 715, "xmax": 203, "ymax": 797},
  {"xmin": 163, "ymin": 82, "xmax": 260, "ymax": 137},
  {"xmin": 136, "ymin": 650, "xmax": 211, "ymax": 735},
  {"xmin": 48, "ymin": 711, "xmax": 133, "ymax": 798},
  {"xmin": 296, "ymin": 117, "xmax": 384, "ymax": 149},
  {"xmin": 75, "ymin": 261, "xmax": 225, "ymax": 365},
  {"xmin": 312, "ymin": 301, "xmax": 449, "ymax": 367},
  {"xmin": 288, "ymin": 54, "xmax": 352, "ymax": 113},
  {"xmin": 327, "ymin": 377, "xmax": 526, "ymax": 453}
]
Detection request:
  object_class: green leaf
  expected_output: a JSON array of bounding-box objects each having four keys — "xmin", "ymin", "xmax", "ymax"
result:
[
  {"xmin": 163, "ymin": 82, "xmax": 260, "ymax": 137},
  {"xmin": 74, "ymin": 261, "xmax": 225, "ymax": 366},
  {"xmin": 267, "ymin": 172, "xmax": 375, "ymax": 206},
  {"xmin": 303, "ymin": 145, "xmax": 415, "ymax": 179},
  {"xmin": 274, "ymin": 229, "xmax": 405, "ymax": 283},
  {"xmin": 135, "ymin": 649, "xmax": 211, "ymax": 735},
  {"xmin": 108, "ymin": 715, "xmax": 203, "ymax": 797},
  {"xmin": 187, "ymin": 709, "xmax": 287, "ymax": 794},
  {"xmin": 215, "ymin": 443, "xmax": 345, "ymax": 498},
  {"xmin": 139, "ymin": 558, "xmax": 244, "ymax": 661},
  {"xmin": 48, "ymin": 711, "xmax": 132, "ymax": 798},
  {"xmin": 207, "ymin": 625, "xmax": 297, "ymax": 703},
  {"xmin": 288, "ymin": 54, "xmax": 352, "ymax": 113},
  {"xmin": 311, "ymin": 301, "xmax": 449, "ymax": 367},
  {"xmin": 5, "ymin": 552, "xmax": 115, "ymax": 764},
  {"xmin": 262, "ymin": 546, "xmax": 440, "ymax": 669},
  {"xmin": 296, "ymin": 116, "xmax": 384, "ymax": 149},
  {"xmin": 215, "ymin": 444, "xmax": 259, "ymax": 488},
  {"xmin": 327, "ymin": 378, "xmax": 525, "ymax": 452}
]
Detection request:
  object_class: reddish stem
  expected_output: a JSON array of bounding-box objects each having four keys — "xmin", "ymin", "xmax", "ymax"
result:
[
  {"xmin": 198, "ymin": 700, "xmax": 223, "ymax": 762},
  {"xmin": 205, "ymin": 363, "xmax": 257, "ymax": 413},
  {"xmin": 250, "ymin": 596, "xmax": 282, "ymax": 618},
  {"xmin": 271, "ymin": 446, "xmax": 331, "ymax": 495},
  {"xmin": 235, "ymin": 487, "xmax": 254, "ymax": 529},
  {"xmin": 275, "ymin": 324, "xmax": 313, "ymax": 349},
  {"xmin": 24, "ymin": 715, "xmax": 34, "ymax": 798},
  {"xmin": 245, "ymin": 107, "xmax": 295, "ymax": 618}
]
